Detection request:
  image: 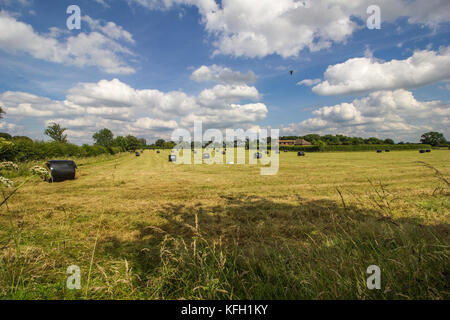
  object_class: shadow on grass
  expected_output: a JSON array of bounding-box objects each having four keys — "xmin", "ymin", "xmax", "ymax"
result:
[{"xmin": 98, "ymin": 194, "xmax": 450, "ymax": 299}]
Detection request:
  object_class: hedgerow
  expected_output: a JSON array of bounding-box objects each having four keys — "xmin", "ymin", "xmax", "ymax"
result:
[
  {"xmin": 276, "ymin": 144, "xmax": 432, "ymax": 152},
  {"xmin": 0, "ymin": 138, "xmax": 121, "ymax": 162}
]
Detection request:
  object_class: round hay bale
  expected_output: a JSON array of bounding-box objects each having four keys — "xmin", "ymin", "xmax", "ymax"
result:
[
  {"xmin": 385, "ymin": 150, "xmax": 390, "ymax": 152},
  {"xmin": 426, "ymin": 149, "xmax": 431, "ymax": 152},
  {"xmin": 156, "ymin": 150, "xmax": 160, "ymax": 153},
  {"xmin": 46, "ymin": 160, "xmax": 77, "ymax": 182},
  {"xmin": 135, "ymin": 152, "xmax": 140, "ymax": 156},
  {"xmin": 168, "ymin": 155, "xmax": 176, "ymax": 162},
  {"xmin": 297, "ymin": 151, "xmax": 305, "ymax": 156},
  {"xmin": 419, "ymin": 149, "xmax": 425, "ymax": 153},
  {"xmin": 376, "ymin": 150, "xmax": 382, "ymax": 153}
]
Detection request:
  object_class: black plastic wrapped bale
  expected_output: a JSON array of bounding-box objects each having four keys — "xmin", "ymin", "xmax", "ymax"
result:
[
  {"xmin": 419, "ymin": 149, "xmax": 425, "ymax": 153},
  {"xmin": 135, "ymin": 152, "xmax": 140, "ymax": 157},
  {"xmin": 297, "ymin": 151, "xmax": 305, "ymax": 156},
  {"xmin": 169, "ymin": 155, "xmax": 176, "ymax": 162},
  {"xmin": 426, "ymin": 149, "xmax": 431, "ymax": 152},
  {"xmin": 385, "ymin": 150, "xmax": 390, "ymax": 152},
  {"xmin": 46, "ymin": 160, "xmax": 77, "ymax": 182},
  {"xmin": 254, "ymin": 152, "xmax": 262, "ymax": 159},
  {"xmin": 156, "ymin": 150, "xmax": 160, "ymax": 153},
  {"xmin": 377, "ymin": 150, "xmax": 382, "ymax": 153},
  {"xmin": 222, "ymin": 151, "xmax": 226, "ymax": 155},
  {"xmin": 203, "ymin": 153, "xmax": 210, "ymax": 159}
]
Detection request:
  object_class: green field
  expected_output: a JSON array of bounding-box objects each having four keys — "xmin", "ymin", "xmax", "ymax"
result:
[{"xmin": 0, "ymin": 149, "xmax": 449, "ymax": 299}]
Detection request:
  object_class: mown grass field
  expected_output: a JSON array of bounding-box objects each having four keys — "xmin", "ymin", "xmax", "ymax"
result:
[{"xmin": 0, "ymin": 149, "xmax": 449, "ymax": 299}]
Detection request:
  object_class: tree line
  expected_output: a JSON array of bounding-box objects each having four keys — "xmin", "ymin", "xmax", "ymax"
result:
[{"xmin": 280, "ymin": 132, "xmax": 447, "ymax": 147}]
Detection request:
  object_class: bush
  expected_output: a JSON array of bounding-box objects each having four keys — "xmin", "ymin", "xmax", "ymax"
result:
[
  {"xmin": 109, "ymin": 147, "xmax": 122, "ymax": 155},
  {"xmin": 0, "ymin": 140, "xmax": 113, "ymax": 162}
]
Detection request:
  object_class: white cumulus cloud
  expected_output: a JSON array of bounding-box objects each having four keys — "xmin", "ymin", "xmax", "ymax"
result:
[
  {"xmin": 282, "ymin": 89, "xmax": 449, "ymax": 141},
  {"xmin": 190, "ymin": 65, "xmax": 256, "ymax": 84},
  {"xmin": 312, "ymin": 46, "xmax": 450, "ymax": 95},
  {"xmin": 0, "ymin": 11, "xmax": 135, "ymax": 74},
  {"xmin": 129, "ymin": 0, "xmax": 450, "ymax": 58}
]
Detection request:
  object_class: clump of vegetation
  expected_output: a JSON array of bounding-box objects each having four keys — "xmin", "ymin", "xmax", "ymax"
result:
[
  {"xmin": 0, "ymin": 162, "xmax": 19, "ymax": 171},
  {"xmin": 0, "ymin": 176, "xmax": 14, "ymax": 188},
  {"xmin": 30, "ymin": 165, "xmax": 51, "ymax": 181}
]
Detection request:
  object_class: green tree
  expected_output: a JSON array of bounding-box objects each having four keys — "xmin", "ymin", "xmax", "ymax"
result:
[
  {"xmin": 302, "ymin": 134, "xmax": 321, "ymax": 144},
  {"xmin": 125, "ymin": 135, "xmax": 140, "ymax": 151},
  {"xmin": 112, "ymin": 136, "xmax": 128, "ymax": 151},
  {"xmin": 365, "ymin": 137, "xmax": 383, "ymax": 144},
  {"xmin": 420, "ymin": 132, "xmax": 447, "ymax": 146},
  {"xmin": 93, "ymin": 128, "xmax": 114, "ymax": 148},
  {"xmin": 44, "ymin": 122, "xmax": 68, "ymax": 143},
  {"xmin": 0, "ymin": 132, "xmax": 12, "ymax": 140},
  {"xmin": 384, "ymin": 138, "xmax": 395, "ymax": 144},
  {"xmin": 155, "ymin": 139, "xmax": 166, "ymax": 147},
  {"xmin": 315, "ymin": 140, "xmax": 326, "ymax": 151},
  {"xmin": 138, "ymin": 138, "xmax": 147, "ymax": 148}
]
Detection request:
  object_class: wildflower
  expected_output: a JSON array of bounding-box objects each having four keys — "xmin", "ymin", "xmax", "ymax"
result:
[
  {"xmin": 0, "ymin": 175, "xmax": 14, "ymax": 188},
  {"xmin": 30, "ymin": 165, "xmax": 51, "ymax": 181},
  {"xmin": 0, "ymin": 161, "xmax": 19, "ymax": 171}
]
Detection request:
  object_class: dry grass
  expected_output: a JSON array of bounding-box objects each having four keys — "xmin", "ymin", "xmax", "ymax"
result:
[{"xmin": 0, "ymin": 149, "xmax": 449, "ymax": 299}]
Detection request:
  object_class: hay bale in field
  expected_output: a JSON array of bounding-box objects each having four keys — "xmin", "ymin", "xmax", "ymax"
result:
[
  {"xmin": 385, "ymin": 150, "xmax": 390, "ymax": 152},
  {"xmin": 419, "ymin": 149, "xmax": 425, "ymax": 153},
  {"xmin": 222, "ymin": 151, "xmax": 226, "ymax": 155},
  {"xmin": 135, "ymin": 152, "xmax": 140, "ymax": 156},
  {"xmin": 297, "ymin": 151, "xmax": 305, "ymax": 156},
  {"xmin": 377, "ymin": 150, "xmax": 382, "ymax": 153},
  {"xmin": 254, "ymin": 152, "xmax": 262, "ymax": 159},
  {"xmin": 203, "ymin": 153, "xmax": 210, "ymax": 159},
  {"xmin": 169, "ymin": 154, "xmax": 176, "ymax": 162},
  {"xmin": 46, "ymin": 160, "xmax": 77, "ymax": 182},
  {"xmin": 426, "ymin": 149, "xmax": 431, "ymax": 152},
  {"xmin": 156, "ymin": 150, "xmax": 160, "ymax": 153}
]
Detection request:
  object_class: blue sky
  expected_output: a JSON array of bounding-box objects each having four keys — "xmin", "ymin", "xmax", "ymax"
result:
[{"xmin": 0, "ymin": 0, "xmax": 449, "ymax": 144}]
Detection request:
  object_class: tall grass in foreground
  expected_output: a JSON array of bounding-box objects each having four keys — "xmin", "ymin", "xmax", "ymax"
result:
[{"xmin": 142, "ymin": 207, "xmax": 449, "ymax": 300}]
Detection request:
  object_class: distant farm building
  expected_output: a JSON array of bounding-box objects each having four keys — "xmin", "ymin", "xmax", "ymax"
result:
[{"xmin": 279, "ymin": 139, "xmax": 312, "ymax": 146}]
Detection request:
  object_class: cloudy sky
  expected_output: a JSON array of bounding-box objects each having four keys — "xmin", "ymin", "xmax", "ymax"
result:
[{"xmin": 0, "ymin": 0, "xmax": 449, "ymax": 144}]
